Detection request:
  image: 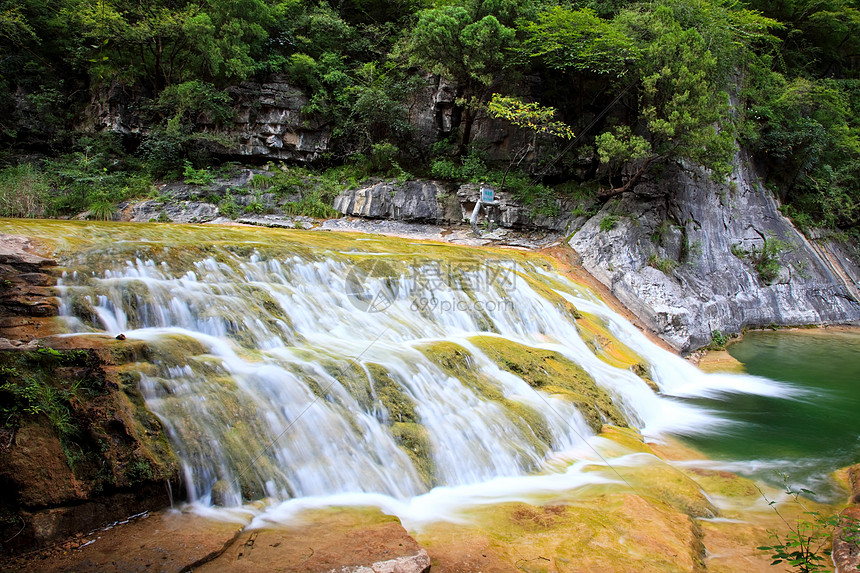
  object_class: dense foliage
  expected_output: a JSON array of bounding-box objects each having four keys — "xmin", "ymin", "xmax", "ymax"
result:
[{"xmin": 1, "ymin": 0, "xmax": 859, "ymax": 232}]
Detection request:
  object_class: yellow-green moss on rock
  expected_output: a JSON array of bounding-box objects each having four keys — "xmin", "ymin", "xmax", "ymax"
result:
[
  {"xmin": 418, "ymin": 494, "xmax": 706, "ymax": 573},
  {"xmin": 467, "ymin": 336, "xmax": 627, "ymax": 432},
  {"xmin": 363, "ymin": 363, "xmax": 435, "ymax": 487},
  {"xmin": 417, "ymin": 341, "xmax": 554, "ymax": 451}
]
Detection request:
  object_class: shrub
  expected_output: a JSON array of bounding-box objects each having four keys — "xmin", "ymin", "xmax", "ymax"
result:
[
  {"xmin": 708, "ymin": 330, "xmax": 729, "ymax": 350},
  {"xmin": 430, "ymin": 158, "xmax": 462, "ymax": 180},
  {"xmin": 250, "ymin": 174, "xmax": 273, "ymax": 190},
  {"xmin": 183, "ymin": 161, "xmax": 214, "ymax": 186},
  {"xmin": 244, "ymin": 201, "xmax": 265, "ymax": 215},
  {"xmin": 731, "ymin": 237, "xmax": 789, "ymax": 284},
  {"xmin": 0, "ymin": 164, "xmax": 49, "ymax": 217},
  {"xmin": 282, "ymin": 191, "xmax": 339, "ymax": 218},
  {"xmin": 218, "ymin": 193, "xmax": 239, "ymax": 219},
  {"xmin": 758, "ymin": 478, "xmax": 860, "ymax": 573},
  {"xmin": 87, "ymin": 200, "xmax": 116, "ymax": 221}
]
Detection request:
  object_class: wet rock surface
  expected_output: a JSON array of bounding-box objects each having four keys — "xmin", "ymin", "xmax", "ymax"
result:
[
  {"xmin": 4, "ymin": 509, "xmax": 430, "ymax": 573},
  {"xmin": 196, "ymin": 510, "xmax": 429, "ymax": 573},
  {"xmin": 1, "ymin": 511, "xmax": 244, "ymax": 573},
  {"xmin": 0, "ymin": 240, "xmax": 182, "ymax": 556},
  {"xmin": 833, "ymin": 505, "xmax": 860, "ymax": 573}
]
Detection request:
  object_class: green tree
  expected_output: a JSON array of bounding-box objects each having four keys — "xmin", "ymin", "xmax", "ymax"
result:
[
  {"xmin": 745, "ymin": 0, "xmax": 860, "ymax": 79},
  {"xmin": 400, "ymin": 0, "xmax": 532, "ymax": 152},
  {"xmin": 61, "ymin": 0, "xmax": 273, "ymax": 93},
  {"xmin": 747, "ymin": 75, "xmax": 860, "ymax": 227},
  {"xmin": 593, "ymin": 1, "xmax": 774, "ymax": 197},
  {"xmin": 518, "ymin": 6, "xmax": 639, "ymax": 78},
  {"xmin": 487, "ymin": 93, "xmax": 574, "ymax": 187}
]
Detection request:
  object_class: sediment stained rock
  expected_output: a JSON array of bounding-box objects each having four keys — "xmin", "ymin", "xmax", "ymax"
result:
[{"xmin": 0, "ymin": 234, "xmax": 59, "ymax": 343}]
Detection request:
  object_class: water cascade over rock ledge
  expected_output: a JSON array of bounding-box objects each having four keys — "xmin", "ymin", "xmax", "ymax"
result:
[
  {"xmin": 332, "ymin": 156, "xmax": 860, "ymax": 352},
  {"xmin": 0, "ymin": 220, "xmax": 856, "ymax": 571}
]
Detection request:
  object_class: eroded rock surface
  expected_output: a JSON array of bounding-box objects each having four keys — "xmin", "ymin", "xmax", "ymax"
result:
[
  {"xmin": 570, "ymin": 156, "xmax": 860, "ymax": 351},
  {"xmin": 0, "ymin": 236, "xmax": 182, "ymax": 555},
  {"xmin": 5, "ymin": 508, "xmax": 430, "ymax": 573},
  {"xmin": 0, "ymin": 234, "xmax": 59, "ymax": 343},
  {"xmin": 0, "ymin": 337, "xmax": 181, "ymax": 555}
]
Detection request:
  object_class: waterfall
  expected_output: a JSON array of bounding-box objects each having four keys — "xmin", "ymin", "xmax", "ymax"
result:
[{"xmin": 45, "ymin": 223, "xmax": 800, "ymax": 510}]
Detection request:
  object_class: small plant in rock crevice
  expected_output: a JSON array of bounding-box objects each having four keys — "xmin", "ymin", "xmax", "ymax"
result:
[
  {"xmin": 731, "ymin": 236, "xmax": 790, "ymax": 284},
  {"xmin": 600, "ymin": 215, "xmax": 619, "ymax": 232},
  {"xmin": 707, "ymin": 329, "xmax": 729, "ymax": 350},
  {"xmin": 758, "ymin": 476, "xmax": 860, "ymax": 573},
  {"xmin": 648, "ymin": 253, "xmax": 679, "ymax": 274}
]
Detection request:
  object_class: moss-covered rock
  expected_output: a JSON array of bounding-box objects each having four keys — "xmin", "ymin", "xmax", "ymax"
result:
[
  {"xmin": 418, "ymin": 494, "xmax": 706, "ymax": 573},
  {"xmin": 363, "ymin": 363, "xmax": 435, "ymax": 487},
  {"xmin": 365, "ymin": 363, "xmax": 418, "ymax": 424},
  {"xmin": 390, "ymin": 422, "xmax": 435, "ymax": 488},
  {"xmin": 417, "ymin": 341, "xmax": 554, "ymax": 452},
  {"xmin": 0, "ymin": 340, "xmax": 181, "ymax": 555},
  {"xmin": 695, "ymin": 350, "xmax": 746, "ymax": 374},
  {"xmin": 467, "ymin": 336, "xmax": 627, "ymax": 432}
]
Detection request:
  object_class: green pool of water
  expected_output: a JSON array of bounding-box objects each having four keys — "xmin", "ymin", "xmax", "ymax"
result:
[{"xmin": 682, "ymin": 330, "xmax": 860, "ymax": 492}]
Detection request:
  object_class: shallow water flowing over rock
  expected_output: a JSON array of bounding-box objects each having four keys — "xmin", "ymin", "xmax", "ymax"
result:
[
  {"xmin": 3, "ymin": 220, "xmax": 856, "ymax": 571},
  {"xmin": 0, "ymin": 221, "xmax": 806, "ymax": 514}
]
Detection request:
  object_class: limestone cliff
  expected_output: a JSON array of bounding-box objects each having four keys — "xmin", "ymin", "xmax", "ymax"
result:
[{"xmin": 569, "ymin": 154, "xmax": 860, "ymax": 352}]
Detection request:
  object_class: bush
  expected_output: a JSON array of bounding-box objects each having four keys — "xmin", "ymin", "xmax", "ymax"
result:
[
  {"xmin": 87, "ymin": 200, "xmax": 116, "ymax": 221},
  {"xmin": 244, "ymin": 200, "xmax": 265, "ymax": 215},
  {"xmin": 218, "ymin": 193, "xmax": 239, "ymax": 219},
  {"xmin": 282, "ymin": 191, "xmax": 339, "ymax": 218},
  {"xmin": 183, "ymin": 161, "xmax": 214, "ymax": 186},
  {"xmin": 731, "ymin": 237, "xmax": 789, "ymax": 284},
  {"xmin": 758, "ymin": 478, "xmax": 860, "ymax": 573},
  {"xmin": 0, "ymin": 164, "xmax": 49, "ymax": 217},
  {"xmin": 708, "ymin": 330, "xmax": 729, "ymax": 350},
  {"xmin": 430, "ymin": 158, "xmax": 462, "ymax": 180}
]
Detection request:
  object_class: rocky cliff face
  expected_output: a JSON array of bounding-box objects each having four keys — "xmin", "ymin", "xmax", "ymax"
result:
[
  {"xmin": 91, "ymin": 73, "xmax": 527, "ymax": 165},
  {"xmin": 334, "ymin": 181, "xmax": 589, "ymax": 233},
  {"xmin": 92, "ymin": 76, "xmax": 330, "ymax": 163},
  {"xmin": 570, "ymin": 154, "xmax": 860, "ymax": 351},
  {"xmin": 0, "ymin": 236, "xmax": 59, "ymax": 344},
  {"xmin": 207, "ymin": 75, "xmax": 330, "ymax": 162}
]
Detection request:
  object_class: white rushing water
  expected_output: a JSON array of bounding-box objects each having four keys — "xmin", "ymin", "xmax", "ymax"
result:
[{"xmin": 55, "ymin": 238, "xmax": 803, "ymax": 518}]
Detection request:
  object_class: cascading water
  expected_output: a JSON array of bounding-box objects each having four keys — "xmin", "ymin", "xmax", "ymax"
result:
[{"xmin": 9, "ymin": 221, "xmax": 804, "ymax": 519}]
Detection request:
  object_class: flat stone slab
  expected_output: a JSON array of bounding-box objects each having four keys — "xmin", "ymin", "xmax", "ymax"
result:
[
  {"xmin": 4, "ymin": 507, "xmax": 430, "ymax": 573},
  {"xmin": 3, "ymin": 510, "xmax": 246, "ymax": 573},
  {"xmin": 195, "ymin": 508, "xmax": 429, "ymax": 573}
]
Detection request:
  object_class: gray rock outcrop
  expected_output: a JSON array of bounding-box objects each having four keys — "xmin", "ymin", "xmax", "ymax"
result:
[
  {"xmin": 570, "ymin": 154, "xmax": 860, "ymax": 351},
  {"xmin": 91, "ymin": 76, "xmax": 330, "ymax": 163},
  {"xmin": 205, "ymin": 75, "xmax": 330, "ymax": 162},
  {"xmin": 334, "ymin": 180, "xmax": 459, "ymax": 223},
  {"xmin": 334, "ymin": 181, "xmax": 592, "ymax": 233}
]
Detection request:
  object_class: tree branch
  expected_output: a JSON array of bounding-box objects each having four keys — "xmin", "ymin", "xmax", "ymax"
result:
[{"xmin": 597, "ymin": 154, "xmax": 662, "ymax": 199}]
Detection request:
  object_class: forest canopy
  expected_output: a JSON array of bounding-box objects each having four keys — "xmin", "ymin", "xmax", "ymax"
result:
[{"xmin": 2, "ymin": 0, "xmax": 860, "ymax": 231}]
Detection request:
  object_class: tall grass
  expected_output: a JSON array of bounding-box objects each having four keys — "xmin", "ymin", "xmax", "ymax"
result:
[{"xmin": 0, "ymin": 164, "xmax": 50, "ymax": 218}]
